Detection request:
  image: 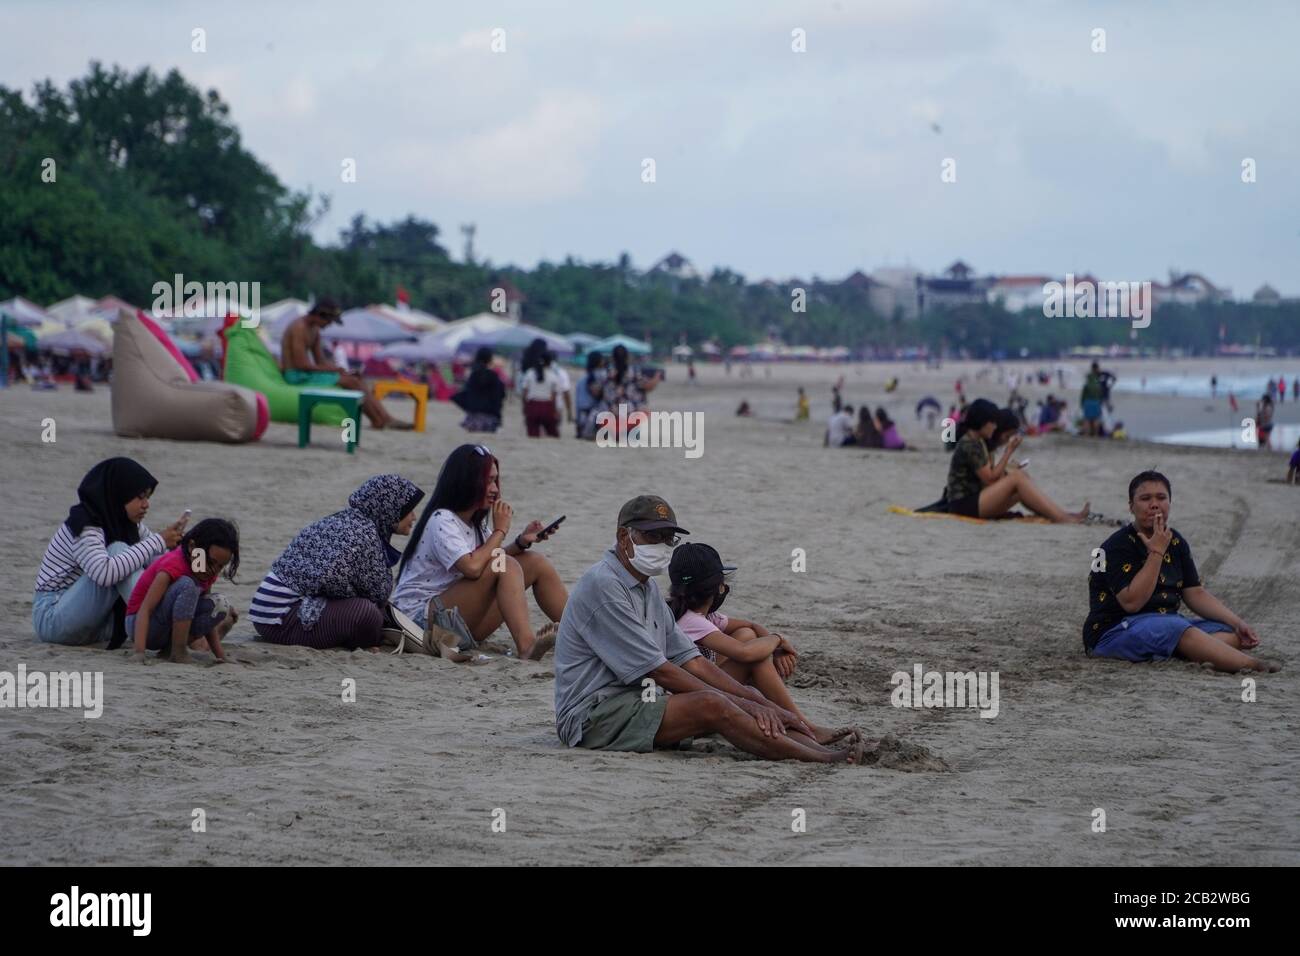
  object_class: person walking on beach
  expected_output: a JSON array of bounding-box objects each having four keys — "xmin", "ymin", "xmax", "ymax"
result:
[
  {"xmin": 1083, "ymin": 471, "xmax": 1278, "ymax": 672},
  {"xmin": 279, "ymin": 299, "xmax": 406, "ymax": 430},
  {"xmin": 1080, "ymin": 363, "xmax": 1105, "ymax": 436},
  {"xmin": 552, "ymin": 495, "xmax": 867, "ymax": 763},
  {"xmin": 1256, "ymin": 394, "xmax": 1275, "ymax": 450},
  {"xmin": 33, "ymin": 458, "xmax": 186, "ymax": 646},
  {"xmin": 1210, "ymin": 374, "xmax": 1218, "ymax": 398},
  {"xmin": 393, "ymin": 444, "xmax": 564, "ymax": 660},
  {"xmin": 944, "ymin": 399, "xmax": 1088, "ymax": 522},
  {"xmin": 249, "ymin": 475, "xmax": 424, "ymax": 650},
  {"xmin": 518, "ymin": 339, "xmax": 563, "ymax": 438}
]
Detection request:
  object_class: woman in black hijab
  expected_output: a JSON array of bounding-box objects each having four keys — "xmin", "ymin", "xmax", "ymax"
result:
[{"xmin": 33, "ymin": 458, "xmax": 185, "ymax": 646}]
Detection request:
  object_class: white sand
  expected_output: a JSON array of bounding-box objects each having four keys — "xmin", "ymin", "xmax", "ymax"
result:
[{"xmin": 1, "ymin": 359, "xmax": 1297, "ymax": 865}]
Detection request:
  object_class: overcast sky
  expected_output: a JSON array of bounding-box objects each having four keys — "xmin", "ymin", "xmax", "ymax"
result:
[{"xmin": 5, "ymin": 0, "xmax": 1298, "ymax": 295}]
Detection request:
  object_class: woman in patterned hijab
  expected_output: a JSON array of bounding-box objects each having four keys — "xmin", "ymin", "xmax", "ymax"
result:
[{"xmin": 250, "ymin": 475, "xmax": 424, "ymax": 649}]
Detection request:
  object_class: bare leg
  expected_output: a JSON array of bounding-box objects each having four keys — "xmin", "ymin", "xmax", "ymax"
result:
[
  {"xmin": 978, "ymin": 471, "xmax": 1086, "ymax": 523},
  {"xmin": 438, "ymin": 558, "xmax": 538, "ymax": 656},
  {"xmin": 653, "ymin": 692, "xmax": 853, "ymax": 763},
  {"xmin": 167, "ymin": 616, "xmax": 193, "ymax": 663},
  {"xmin": 513, "ymin": 550, "xmax": 568, "ymax": 621},
  {"xmin": 1176, "ymin": 627, "xmax": 1277, "ymax": 672},
  {"xmin": 719, "ymin": 657, "xmax": 851, "ymax": 745}
]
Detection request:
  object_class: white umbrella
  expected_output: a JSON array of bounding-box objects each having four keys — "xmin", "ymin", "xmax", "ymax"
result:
[
  {"xmin": 0, "ymin": 297, "xmax": 55, "ymax": 327},
  {"xmin": 40, "ymin": 329, "xmax": 110, "ymax": 356}
]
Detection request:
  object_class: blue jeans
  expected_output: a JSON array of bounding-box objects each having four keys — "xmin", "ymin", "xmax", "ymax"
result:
[{"xmin": 32, "ymin": 542, "xmax": 142, "ymax": 645}]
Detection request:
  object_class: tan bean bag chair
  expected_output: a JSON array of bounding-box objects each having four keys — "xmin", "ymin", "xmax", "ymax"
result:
[{"xmin": 112, "ymin": 310, "xmax": 267, "ymax": 443}]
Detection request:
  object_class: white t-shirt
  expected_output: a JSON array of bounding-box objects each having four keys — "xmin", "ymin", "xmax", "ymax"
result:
[
  {"xmin": 827, "ymin": 410, "xmax": 854, "ymax": 446},
  {"xmin": 552, "ymin": 365, "xmax": 572, "ymax": 407},
  {"xmin": 520, "ymin": 365, "xmax": 563, "ymax": 402},
  {"xmin": 391, "ymin": 509, "xmax": 490, "ymax": 619}
]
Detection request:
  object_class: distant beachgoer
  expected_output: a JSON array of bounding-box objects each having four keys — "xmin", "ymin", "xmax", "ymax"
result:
[
  {"xmin": 1266, "ymin": 377, "xmax": 1277, "ymax": 401},
  {"xmin": 279, "ymin": 299, "xmax": 405, "ymax": 429},
  {"xmin": 452, "ymin": 346, "xmax": 506, "ymax": 433},
  {"xmin": 1293, "ymin": 377, "xmax": 1299, "ymax": 402},
  {"xmin": 250, "ymin": 475, "xmax": 424, "ymax": 651},
  {"xmin": 574, "ymin": 352, "xmax": 606, "ymax": 439},
  {"xmin": 736, "ymin": 401, "xmax": 753, "ymax": 417},
  {"xmin": 795, "ymin": 387, "xmax": 810, "ymax": 421},
  {"xmin": 916, "ymin": 395, "xmax": 941, "ymax": 429},
  {"xmin": 1111, "ymin": 421, "xmax": 1128, "ymax": 440},
  {"xmin": 597, "ymin": 344, "xmax": 656, "ymax": 436},
  {"xmin": 1279, "ymin": 376, "xmax": 1287, "ymax": 404},
  {"xmin": 825, "ymin": 404, "xmax": 856, "ymax": 447},
  {"xmin": 876, "ymin": 408, "xmax": 906, "ymax": 450},
  {"xmin": 944, "ymin": 399, "xmax": 1088, "ymax": 522},
  {"xmin": 1210, "ymin": 375, "xmax": 1218, "ymax": 398},
  {"xmin": 126, "ymin": 518, "xmax": 239, "ymax": 663},
  {"xmin": 1256, "ymin": 394, "xmax": 1275, "ymax": 450},
  {"xmin": 393, "ymin": 445, "xmax": 564, "ymax": 660},
  {"xmin": 855, "ymin": 407, "xmax": 883, "ymax": 448},
  {"xmin": 831, "ymin": 385, "xmax": 842, "ymax": 413},
  {"xmin": 519, "ymin": 338, "xmax": 563, "ymax": 438},
  {"xmin": 33, "ymin": 458, "xmax": 186, "ymax": 646},
  {"xmin": 667, "ymin": 543, "xmax": 857, "ymax": 746},
  {"xmin": 552, "ymin": 495, "xmax": 864, "ymax": 763},
  {"xmin": 1287, "ymin": 439, "xmax": 1300, "ymax": 484},
  {"xmin": 688, "ymin": 360, "xmax": 697, "ymax": 385},
  {"xmin": 1081, "ymin": 363, "xmax": 1105, "ymax": 436},
  {"xmin": 1084, "ymin": 471, "xmax": 1278, "ymax": 672}
]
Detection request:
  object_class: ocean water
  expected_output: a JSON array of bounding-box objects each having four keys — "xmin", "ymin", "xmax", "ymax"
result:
[
  {"xmin": 1148, "ymin": 423, "xmax": 1300, "ymax": 451},
  {"xmin": 1114, "ymin": 369, "xmax": 1300, "ymax": 400}
]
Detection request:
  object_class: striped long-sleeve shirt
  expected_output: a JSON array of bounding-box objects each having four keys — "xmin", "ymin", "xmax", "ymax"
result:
[{"xmin": 34, "ymin": 523, "xmax": 164, "ymax": 592}]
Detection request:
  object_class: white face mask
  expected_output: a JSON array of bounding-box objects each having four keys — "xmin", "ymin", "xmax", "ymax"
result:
[{"xmin": 628, "ymin": 541, "xmax": 675, "ymax": 576}]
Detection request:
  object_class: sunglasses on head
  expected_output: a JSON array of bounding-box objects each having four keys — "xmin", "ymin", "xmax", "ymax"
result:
[{"xmin": 474, "ymin": 445, "xmax": 491, "ymax": 457}]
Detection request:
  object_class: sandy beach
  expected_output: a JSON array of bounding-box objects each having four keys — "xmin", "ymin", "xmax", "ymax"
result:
[{"xmin": 2, "ymin": 359, "xmax": 1297, "ymax": 866}]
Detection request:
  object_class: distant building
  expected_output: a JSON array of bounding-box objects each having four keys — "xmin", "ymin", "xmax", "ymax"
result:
[
  {"xmin": 1150, "ymin": 271, "xmax": 1229, "ymax": 309},
  {"xmin": 1252, "ymin": 283, "xmax": 1281, "ymax": 306},
  {"xmin": 868, "ymin": 267, "xmax": 921, "ymax": 320},
  {"xmin": 916, "ymin": 260, "xmax": 991, "ymax": 313},
  {"xmin": 987, "ymin": 275, "xmax": 1057, "ymax": 313},
  {"xmin": 651, "ymin": 252, "xmax": 700, "ymax": 281},
  {"xmin": 489, "ymin": 277, "xmax": 526, "ymax": 322}
]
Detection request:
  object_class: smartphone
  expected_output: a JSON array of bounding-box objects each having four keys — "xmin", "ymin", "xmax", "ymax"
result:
[
  {"xmin": 539, "ymin": 515, "xmax": 566, "ymax": 538},
  {"xmin": 179, "ymin": 509, "xmax": 193, "ymax": 525}
]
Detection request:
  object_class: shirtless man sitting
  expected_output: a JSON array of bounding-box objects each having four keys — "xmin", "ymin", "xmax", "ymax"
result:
[{"xmin": 279, "ymin": 298, "xmax": 407, "ymax": 429}]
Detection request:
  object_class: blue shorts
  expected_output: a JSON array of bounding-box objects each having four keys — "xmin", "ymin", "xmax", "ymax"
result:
[
  {"xmin": 1092, "ymin": 614, "xmax": 1235, "ymax": 662},
  {"xmin": 1082, "ymin": 399, "xmax": 1103, "ymax": 420}
]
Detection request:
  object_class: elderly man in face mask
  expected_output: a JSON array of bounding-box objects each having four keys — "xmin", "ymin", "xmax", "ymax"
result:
[{"xmin": 552, "ymin": 495, "xmax": 865, "ymax": 764}]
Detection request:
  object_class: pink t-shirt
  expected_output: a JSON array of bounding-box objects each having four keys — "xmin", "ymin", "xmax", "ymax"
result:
[
  {"xmin": 126, "ymin": 547, "xmax": 213, "ymax": 615},
  {"xmin": 676, "ymin": 609, "xmax": 729, "ymax": 645}
]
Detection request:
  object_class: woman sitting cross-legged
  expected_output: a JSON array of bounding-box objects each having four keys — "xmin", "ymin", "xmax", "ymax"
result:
[
  {"xmin": 1084, "ymin": 470, "xmax": 1279, "ymax": 672},
  {"xmin": 945, "ymin": 398, "xmax": 1089, "ymax": 522},
  {"xmin": 250, "ymin": 475, "xmax": 425, "ymax": 650},
  {"xmin": 391, "ymin": 444, "xmax": 566, "ymax": 660}
]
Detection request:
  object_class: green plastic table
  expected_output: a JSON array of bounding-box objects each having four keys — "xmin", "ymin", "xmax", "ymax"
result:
[{"xmin": 298, "ymin": 388, "xmax": 365, "ymax": 453}]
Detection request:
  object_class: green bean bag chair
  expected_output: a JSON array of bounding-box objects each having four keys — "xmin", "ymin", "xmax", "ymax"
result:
[{"xmin": 220, "ymin": 317, "xmax": 348, "ymax": 426}]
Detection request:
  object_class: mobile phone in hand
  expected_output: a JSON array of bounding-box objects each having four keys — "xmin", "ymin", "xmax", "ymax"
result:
[{"xmin": 539, "ymin": 515, "xmax": 566, "ymax": 538}]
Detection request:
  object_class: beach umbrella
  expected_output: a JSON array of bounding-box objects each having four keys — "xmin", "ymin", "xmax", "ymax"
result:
[
  {"xmin": 672, "ymin": 344, "xmax": 693, "ymax": 358},
  {"xmin": 375, "ymin": 332, "xmax": 457, "ymax": 365},
  {"xmin": 47, "ymin": 295, "xmax": 102, "ymax": 325},
  {"xmin": 427, "ymin": 313, "xmax": 516, "ymax": 352},
  {"xmin": 588, "ymin": 334, "xmax": 652, "ymax": 356},
  {"xmin": 321, "ymin": 308, "xmax": 416, "ymax": 344},
  {"xmin": 729, "ymin": 345, "xmax": 751, "ymax": 358},
  {"xmin": 0, "ymin": 296, "xmax": 54, "ymax": 327},
  {"xmin": 700, "ymin": 341, "xmax": 721, "ymax": 356},
  {"xmin": 75, "ymin": 316, "xmax": 115, "ymax": 346},
  {"xmin": 459, "ymin": 323, "xmax": 575, "ymax": 356},
  {"xmin": 565, "ymin": 332, "xmax": 603, "ymax": 349},
  {"xmin": 39, "ymin": 329, "xmax": 110, "ymax": 356},
  {"xmin": 370, "ymin": 303, "xmax": 446, "ymax": 333},
  {"xmin": 5, "ymin": 325, "xmax": 38, "ymax": 349}
]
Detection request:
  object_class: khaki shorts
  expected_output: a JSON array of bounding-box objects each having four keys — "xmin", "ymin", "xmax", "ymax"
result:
[{"xmin": 578, "ymin": 687, "xmax": 668, "ymax": 753}]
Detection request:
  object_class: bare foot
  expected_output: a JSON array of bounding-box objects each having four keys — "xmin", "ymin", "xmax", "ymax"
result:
[
  {"xmin": 843, "ymin": 736, "xmax": 869, "ymax": 765},
  {"xmin": 526, "ymin": 622, "xmax": 558, "ymax": 661},
  {"xmin": 167, "ymin": 646, "xmax": 193, "ymax": 664},
  {"xmin": 1254, "ymin": 659, "xmax": 1283, "ymax": 673},
  {"xmin": 813, "ymin": 725, "xmax": 856, "ymax": 746},
  {"xmin": 188, "ymin": 636, "xmax": 211, "ymax": 653}
]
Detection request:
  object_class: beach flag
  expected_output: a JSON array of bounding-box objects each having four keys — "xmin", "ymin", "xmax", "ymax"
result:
[{"xmin": 396, "ymin": 286, "xmax": 410, "ymax": 307}]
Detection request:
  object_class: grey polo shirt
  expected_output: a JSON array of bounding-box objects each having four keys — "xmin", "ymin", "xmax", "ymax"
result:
[{"xmin": 554, "ymin": 549, "xmax": 701, "ymax": 746}]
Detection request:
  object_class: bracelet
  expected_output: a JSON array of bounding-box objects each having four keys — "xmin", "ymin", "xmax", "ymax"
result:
[{"xmin": 515, "ymin": 534, "xmax": 531, "ymax": 551}]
